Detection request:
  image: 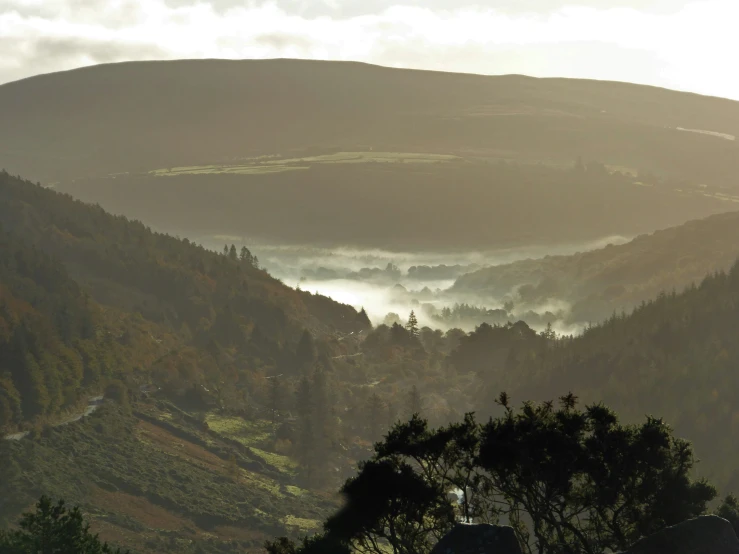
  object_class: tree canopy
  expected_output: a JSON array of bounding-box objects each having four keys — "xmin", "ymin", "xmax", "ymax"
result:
[
  {"xmin": 0, "ymin": 496, "xmax": 128, "ymax": 554},
  {"xmin": 277, "ymin": 396, "xmax": 715, "ymax": 554}
]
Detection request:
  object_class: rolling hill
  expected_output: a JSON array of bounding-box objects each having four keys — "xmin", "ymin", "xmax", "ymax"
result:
[
  {"xmin": 1, "ymin": 59, "xmax": 738, "ymax": 185},
  {"xmin": 3, "ymin": 59, "xmax": 739, "ymax": 250},
  {"xmin": 452, "ymin": 209, "xmax": 739, "ymax": 325},
  {"xmin": 0, "ymin": 169, "xmax": 368, "ymax": 432},
  {"xmin": 55, "ymin": 158, "xmax": 737, "ymax": 251},
  {"xmin": 0, "ymin": 170, "xmax": 371, "ymax": 552}
]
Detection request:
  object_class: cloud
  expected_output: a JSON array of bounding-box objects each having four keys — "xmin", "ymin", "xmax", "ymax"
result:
[{"xmin": 0, "ymin": 0, "xmax": 737, "ymax": 100}]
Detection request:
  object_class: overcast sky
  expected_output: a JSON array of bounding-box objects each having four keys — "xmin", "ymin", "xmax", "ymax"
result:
[{"xmin": 1, "ymin": 0, "xmax": 737, "ymax": 100}]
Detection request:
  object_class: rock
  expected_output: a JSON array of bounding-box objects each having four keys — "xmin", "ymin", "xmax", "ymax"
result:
[
  {"xmin": 431, "ymin": 523, "xmax": 522, "ymax": 554},
  {"xmin": 623, "ymin": 516, "xmax": 739, "ymax": 554}
]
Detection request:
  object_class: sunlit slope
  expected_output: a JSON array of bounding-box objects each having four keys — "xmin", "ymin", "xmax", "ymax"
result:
[{"xmin": 1, "ymin": 58, "xmax": 738, "ymax": 184}]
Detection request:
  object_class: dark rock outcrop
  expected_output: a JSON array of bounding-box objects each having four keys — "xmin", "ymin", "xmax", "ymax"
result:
[
  {"xmin": 431, "ymin": 523, "xmax": 522, "ymax": 554},
  {"xmin": 623, "ymin": 516, "xmax": 739, "ymax": 554}
]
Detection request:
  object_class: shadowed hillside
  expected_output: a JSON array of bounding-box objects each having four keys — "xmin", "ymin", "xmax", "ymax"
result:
[
  {"xmin": 1, "ymin": 59, "xmax": 738, "ymax": 185},
  {"xmin": 451, "ymin": 210, "xmax": 739, "ymax": 323},
  {"xmin": 0, "ymin": 170, "xmax": 367, "ymax": 432},
  {"xmin": 56, "ymin": 159, "xmax": 736, "ymax": 251}
]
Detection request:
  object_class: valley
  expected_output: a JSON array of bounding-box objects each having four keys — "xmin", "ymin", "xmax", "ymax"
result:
[{"xmin": 3, "ymin": 58, "xmax": 739, "ymax": 554}]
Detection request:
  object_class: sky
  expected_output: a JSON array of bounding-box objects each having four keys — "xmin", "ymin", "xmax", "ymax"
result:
[{"xmin": 1, "ymin": 0, "xmax": 737, "ymax": 100}]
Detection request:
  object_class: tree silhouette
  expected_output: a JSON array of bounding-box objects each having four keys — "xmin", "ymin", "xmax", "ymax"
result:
[
  {"xmin": 406, "ymin": 310, "xmax": 419, "ymax": 339},
  {"xmin": 301, "ymin": 398, "xmax": 716, "ymax": 554},
  {"xmin": 0, "ymin": 496, "xmax": 128, "ymax": 553}
]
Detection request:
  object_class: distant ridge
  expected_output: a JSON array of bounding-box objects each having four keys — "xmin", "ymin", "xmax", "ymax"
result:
[{"xmin": 1, "ymin": 58, "xmax": 738, "ymax": 183}]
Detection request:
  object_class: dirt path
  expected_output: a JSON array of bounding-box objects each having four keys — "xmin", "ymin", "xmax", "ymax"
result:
[{"xmin": 2, "ymin": 396, "xmax": 104, "ymax": 441}]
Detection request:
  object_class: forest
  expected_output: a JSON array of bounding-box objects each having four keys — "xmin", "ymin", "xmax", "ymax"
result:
[{"xmin": 0, "ymin": 170, "xmax": 368, "ymax": 432}]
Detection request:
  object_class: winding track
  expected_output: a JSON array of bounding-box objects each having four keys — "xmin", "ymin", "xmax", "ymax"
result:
[{"xmin": 2, "ymin": 396, "xmax": 104, "ymax": 441}]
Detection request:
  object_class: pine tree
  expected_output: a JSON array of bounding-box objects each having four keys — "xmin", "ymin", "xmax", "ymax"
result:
[
  {"xmin": 406, "ymin": 310, "xmax": 419, "ymax": 339},
  {"xmin": 228, "ymin": 244, "xmax": 238, "ymax": 261},
  {"xmin": 240, "ymin": 246, "xmax": 258, "ymax": 268},
  {"xmin": 223, "ymin": 245, "xmax": 229, "ymax": 256},
  {"xmin": 356, "ymin": 307, "xmax": 372, "ymax": 328}
]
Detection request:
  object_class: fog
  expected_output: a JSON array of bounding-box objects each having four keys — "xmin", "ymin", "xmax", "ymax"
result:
[{"xmin": 199, "ymin": 233, "xmax": 630, "ymax": 335}]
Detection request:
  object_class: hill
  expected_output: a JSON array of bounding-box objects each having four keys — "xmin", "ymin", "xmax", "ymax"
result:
[
  {"xmin": 0, "ymin": 170, "xmax": 372, "ymax": 551},
  {"xmin": 503, "ymin": 264, "xmax": 739, "ymax": 492},
  {"xmin": 451, "ymin": 210, "xmax": 739, "ymax": 324},
  {"xmin": 1, "ymin": 59, "xmax": 738, "ymax": 186},
  {"xmin": 0, "ymin": 169, "xmax": 369, "ymax": 429},
  {"xmin": 56, "ymin": 157, "xmax": 736, "ymax": 252},
  {"xmin": 1, "ymin": 401, "xmax": 340, "ymax": 553},
  {"xmin": 3, "ymin": 59, "xmax": 738, "ymax": 250},
  {"xmin": 439, "ymin": 261, "xmax": 739, "ymax": 493}
]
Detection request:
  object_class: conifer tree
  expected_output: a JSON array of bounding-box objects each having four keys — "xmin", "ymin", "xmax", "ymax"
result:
[
  {"xmin": 405, "ymin": 310, "xmax": 419, "ymax": 339},
  {"xmin": 356, "ymin": 307, "xmax": 372, "ymax": 328}
]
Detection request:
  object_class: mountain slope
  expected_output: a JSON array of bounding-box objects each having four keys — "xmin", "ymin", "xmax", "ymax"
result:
[
  {"xmin": 498, "ymin": 264, "xmax": 739, "ymax": 491},
  {"xmin": 0, "ymin": 170, "xmax": 364, "ymax": 339},
  {"xmin": 452, "ymin": 210, "xmax": 739, "ymax": 323},
  {"xmin": 0, "ymin": 170, "xmax": 367, "ymax": 431},
  {"xmin": 56, "ymin": 158, "xmax": 736, "ymax": 251},
  {"xmin": 1, "ymin": 59, "xmax": 738, "ymax": 185},
  {"xmin": 440, "ymin": 260, "xmax": 739, "ymax": 492},
  {"xmin": 0, "ymin": 171, "xmax": 368, "ymax": 551}
]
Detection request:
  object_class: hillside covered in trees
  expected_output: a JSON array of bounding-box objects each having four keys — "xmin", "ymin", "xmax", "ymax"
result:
[
  {"xmin": 452, "ymin": 209, "xmax": 739, "ymax": 324},
  {"xmin": 0, "ymin": 170, "xmax": 368, "ymax": 432},
  {"xmin": 451, "ymin": 262, "xmax": 739, "ymax": 491}
]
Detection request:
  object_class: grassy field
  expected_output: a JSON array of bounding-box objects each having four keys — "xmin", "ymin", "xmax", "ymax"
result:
[
  {"xmin": 204, "ymin": 414, "xmax": 273, "ymax": 447},
  {"xmin": 149, "ymin": 151, "xmax": 460, "ymax": 177}
]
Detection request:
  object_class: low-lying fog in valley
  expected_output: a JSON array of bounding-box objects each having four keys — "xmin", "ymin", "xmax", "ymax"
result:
[{"xmin": 197, "ymin": 233, "xmax": 631, "ymax": 336}]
